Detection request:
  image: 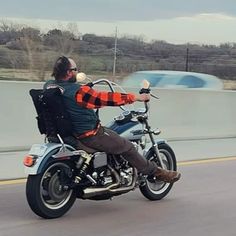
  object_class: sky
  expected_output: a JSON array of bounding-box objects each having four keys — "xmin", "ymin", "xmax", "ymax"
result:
[{"xmin": 0, "ymin": 0, "xmax": 236, "ymax": 45}]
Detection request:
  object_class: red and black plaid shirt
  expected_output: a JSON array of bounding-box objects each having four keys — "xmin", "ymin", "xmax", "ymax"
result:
[{"xmin": 76, "ymin": 85, "xmax": 136, "ymax": 109}]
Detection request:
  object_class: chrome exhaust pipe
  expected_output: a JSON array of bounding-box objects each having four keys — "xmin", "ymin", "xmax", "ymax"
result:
[{"xmin": 83, "ymin": 168, "xmax": 138, "ymax": 198}]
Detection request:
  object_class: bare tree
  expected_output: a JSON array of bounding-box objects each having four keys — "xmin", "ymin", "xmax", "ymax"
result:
[
  {"xmin": 3, "ymin": 23, "xmax": 48, "ymax": 81},
  {"xmin": 0, "ymin": 19, "xmax": 21, "ymax": 44},
  {"xmin": 43, "ymin": 28, "xmax": 76, "ymax": 55}
]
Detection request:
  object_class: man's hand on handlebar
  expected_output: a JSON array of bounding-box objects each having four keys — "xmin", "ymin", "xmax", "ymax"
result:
[{"xmin": 134, "ymin": 93, "xmax": 150, "ymax": 102}]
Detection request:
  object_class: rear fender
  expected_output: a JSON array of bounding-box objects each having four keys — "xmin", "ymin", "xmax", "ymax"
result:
[{"xmin": 25, "ymin": 143, "xmax": 76, "ymax": 175}]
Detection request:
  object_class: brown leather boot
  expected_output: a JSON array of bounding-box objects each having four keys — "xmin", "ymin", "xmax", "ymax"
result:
[{"xmin": 155, "ymin": 167, "xmax": 181, "ymax": 183}]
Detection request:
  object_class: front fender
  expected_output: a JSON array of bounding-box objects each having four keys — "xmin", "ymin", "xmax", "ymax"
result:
[
  {"xmin": 25, "ymin": 143, "xmax": 75, "ymax": 175},
  {"xmin": 144, "ymin": 139, "xmax": 166, "ymax": 159}
]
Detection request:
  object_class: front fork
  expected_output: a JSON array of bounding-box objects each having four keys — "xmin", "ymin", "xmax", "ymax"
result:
[
  {"xmin": 143, "ymin": 119, "xmax": 165, "ymax": 169},
  {"xmin": 152, "ymin": 144, "xmax": 165, "ymax": 168}
]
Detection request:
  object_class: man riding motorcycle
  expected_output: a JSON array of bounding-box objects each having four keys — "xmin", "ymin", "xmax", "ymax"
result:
[{"xmin": 44, "ymin": 56, "xmax": 181, "ymax": 183}]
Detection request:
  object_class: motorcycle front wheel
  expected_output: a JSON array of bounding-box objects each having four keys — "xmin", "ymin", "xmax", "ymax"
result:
[
  {"xmin": 139, "ymin": 143, "xmax": 177, "ymax": 201},
  {"xmin": 26, "ymin": 161, "xmax": 76, "ymax": 219}
]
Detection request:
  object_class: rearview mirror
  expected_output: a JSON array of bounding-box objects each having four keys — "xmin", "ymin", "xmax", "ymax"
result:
[{"xmin": 141, "ymin": 79, "xmax": 150, "ymax": 89}]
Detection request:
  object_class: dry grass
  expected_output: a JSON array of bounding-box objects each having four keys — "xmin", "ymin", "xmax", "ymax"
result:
[
  {"xmin": 0, "ymin": 68, "xmax": 51, "ymax": 81},
  {"xmin": 223, "ymin": 80, "xmax": 236, "ymax": 90}
]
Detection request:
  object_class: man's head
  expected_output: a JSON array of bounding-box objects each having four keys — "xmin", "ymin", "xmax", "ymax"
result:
[{"xmin": 52, "ymin": 56, "xmax": 78, "ymax": 82}]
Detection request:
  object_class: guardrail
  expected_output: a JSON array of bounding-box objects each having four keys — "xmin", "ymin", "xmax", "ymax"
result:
[{"xmin": 0, "ymin": 81, "xmax": 236, "ymax": 179}]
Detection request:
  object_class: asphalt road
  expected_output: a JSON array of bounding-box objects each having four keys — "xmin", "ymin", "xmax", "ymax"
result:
[
  {"xmin": 1, "ymin": 138, "xmax": 236, "ymax": 180},
  {"xmin": 0, "ymin": 158, "xmax": 236, "ymax": 236}
]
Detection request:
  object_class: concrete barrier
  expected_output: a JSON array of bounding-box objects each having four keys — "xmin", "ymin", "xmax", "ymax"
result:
[{"xmin": 0, "ymin": 80, "xmax": 236, "ymax": 179}]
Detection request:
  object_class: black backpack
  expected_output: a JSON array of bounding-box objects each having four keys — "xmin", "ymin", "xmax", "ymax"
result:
[{"xmin": 29, "ymin": 87, "xmax": 73, "ymax": 139}]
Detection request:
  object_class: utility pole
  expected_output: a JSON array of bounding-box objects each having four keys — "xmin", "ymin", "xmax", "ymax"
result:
[
  {"xmin": 112, "ymin": 26, "xmax": 118, "ymax": 77},
  {"xmin": 185, "ymin": 47, "xmax": 189, "ymax": 71}
]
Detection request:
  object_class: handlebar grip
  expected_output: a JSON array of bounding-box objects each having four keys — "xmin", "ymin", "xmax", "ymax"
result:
[
  {"xmin": 139, "ymin": 88, "xmax": 150, "ymax": 94},
  {"xmin": 86, "ymin": 82, "xmax": 94, "ymax": 88}
]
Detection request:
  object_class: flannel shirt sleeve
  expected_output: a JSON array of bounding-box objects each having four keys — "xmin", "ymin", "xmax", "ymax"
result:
[{"xmin": 75, "ymin": 85, "xmax": 136, "ymax": 109}]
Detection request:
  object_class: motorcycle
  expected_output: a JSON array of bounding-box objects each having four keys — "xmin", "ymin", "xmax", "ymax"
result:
[{"xmin": 24, "ymin": 78, "xmax": 178, "ymax": 219}]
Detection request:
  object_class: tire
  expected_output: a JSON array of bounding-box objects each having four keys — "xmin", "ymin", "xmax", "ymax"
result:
[
  {"xmin": 139, "ymin": 143, "xmax": 177, "ymax": 201},
  {"xmin": 26, "ymin": 161, "xmax": 76, "ymax": 219}
]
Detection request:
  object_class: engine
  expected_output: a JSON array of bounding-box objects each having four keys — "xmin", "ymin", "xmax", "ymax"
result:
[{"xmin": 91, "ymin": 152, "xmax": 134, "ymax": 187}]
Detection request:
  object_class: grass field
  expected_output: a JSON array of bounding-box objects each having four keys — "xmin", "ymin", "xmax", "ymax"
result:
[{"xmin": 0, "ymin": 68, "xmax": 51, "ymax": 81}]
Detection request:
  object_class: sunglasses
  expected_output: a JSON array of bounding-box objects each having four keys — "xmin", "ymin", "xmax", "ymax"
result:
[{"xmin": 69, "ymin": 68, "xmax": 77, "ymax": 71}]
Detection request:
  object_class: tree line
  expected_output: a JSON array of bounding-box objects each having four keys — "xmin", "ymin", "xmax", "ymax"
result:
[{"xmin": 0, "ymin": 20, "xmax": 236, "ymax": 81}]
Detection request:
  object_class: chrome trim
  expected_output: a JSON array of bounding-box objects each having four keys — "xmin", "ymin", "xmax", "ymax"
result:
[{"xmin": 82, "ymin": 166, "xmax": 138, "ymax": 198}]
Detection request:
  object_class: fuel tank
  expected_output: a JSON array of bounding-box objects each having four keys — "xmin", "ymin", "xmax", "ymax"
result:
[{"xmin": 106, "ymin": 119, "xmax": 143, "ymax": 141}]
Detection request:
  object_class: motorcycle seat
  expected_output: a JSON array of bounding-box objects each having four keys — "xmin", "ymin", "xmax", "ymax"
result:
[
  {"xmin": 77, "ymin": 139, "xmax": 98, "ymax": 154},
  {"xmin": 48, "ymin": 136, "xmax": 97, "ymax": 154}
]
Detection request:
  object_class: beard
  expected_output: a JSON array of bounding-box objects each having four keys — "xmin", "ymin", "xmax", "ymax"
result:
[{"xmin": 68, "ymin": 76, "xmax": 76, "ymax": 83}]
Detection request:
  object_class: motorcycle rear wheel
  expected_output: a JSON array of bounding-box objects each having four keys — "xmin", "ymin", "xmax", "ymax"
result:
[
  {"xmin": 26, "ymin": 161, "xmax": 76, "ymax": 219},
  {"xmin": 139, "ymin": 143, "xmax": 177, "ymax": 200}
]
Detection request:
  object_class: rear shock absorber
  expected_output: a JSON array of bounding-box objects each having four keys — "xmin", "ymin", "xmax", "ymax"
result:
[{"xmin": 75, "ymin": 152, "xmax": 96, "ymax": 184}]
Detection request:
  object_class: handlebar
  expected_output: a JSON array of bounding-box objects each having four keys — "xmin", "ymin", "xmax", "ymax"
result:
[
  {"xmin": 139, "ymin": 81, "xmax": 151, "ymax": 114},
  {"xmin": 91, "ymin": 79, "xmax": 128, "ymax": 111},
  {"xmin": 92, "ymin": 79, "xmax": 115, "ymax": 92},
  {"xmin": 90, "ymin": 78, "xmax": 158, "ymax": 114}
]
